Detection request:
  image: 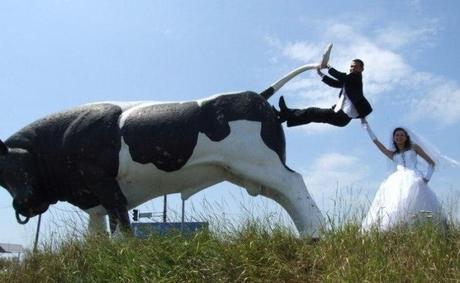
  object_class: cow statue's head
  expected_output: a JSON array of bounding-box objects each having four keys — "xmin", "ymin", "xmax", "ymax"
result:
[{"xmin": 0, "ymin": 139, "xmax": 49, "ymax": 224}]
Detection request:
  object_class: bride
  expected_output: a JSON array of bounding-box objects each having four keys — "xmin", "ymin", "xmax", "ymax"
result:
[{"xmin": 360, "ymin": 120, "xmax": 446, "ymax": 231}]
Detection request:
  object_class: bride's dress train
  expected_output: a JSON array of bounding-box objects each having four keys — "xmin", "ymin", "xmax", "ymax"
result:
[{"xmin": 361, "ymin": 149, "xmax": 445, "ymax": 231}]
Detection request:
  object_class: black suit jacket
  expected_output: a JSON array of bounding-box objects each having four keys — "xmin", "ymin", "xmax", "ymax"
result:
[{"xmin": 321, "ymin": 68, "xmax": 372, "ymax": 118}]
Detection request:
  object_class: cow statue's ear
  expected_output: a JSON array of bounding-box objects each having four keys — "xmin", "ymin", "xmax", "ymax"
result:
[{"xmin": 0, "ymin": 139, "xmax": 8, "ymax": 156}]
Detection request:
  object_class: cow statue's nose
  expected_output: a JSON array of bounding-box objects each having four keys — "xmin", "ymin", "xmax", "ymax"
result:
[
  {"xmin": 15, "ymin": 210, "xmax": 30, "ymax": 224},
  {"xmin": 12, "ymin": 198, "xmax": 31, "ymax": 224}
]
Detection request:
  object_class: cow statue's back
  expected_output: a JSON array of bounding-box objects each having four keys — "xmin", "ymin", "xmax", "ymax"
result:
[{"xmin": 0, "ymin": 45, "xmax": 333, "ymax": 238}]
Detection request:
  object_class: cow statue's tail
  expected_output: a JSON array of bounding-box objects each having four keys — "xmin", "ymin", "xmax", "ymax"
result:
[{"xmin": 259, "ymin": 43, "xmax": 332, "ymax": 100}]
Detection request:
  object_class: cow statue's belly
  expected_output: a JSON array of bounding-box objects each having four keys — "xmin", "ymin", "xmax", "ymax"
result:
[{"xmin": 116, "ymin": 120, "xmax": 278, "ymax": 208}]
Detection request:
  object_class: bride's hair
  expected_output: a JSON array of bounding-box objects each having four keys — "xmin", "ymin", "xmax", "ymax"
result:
[{"xmin": 392, "ymin": 127, "xmax": 412, "ymax": 154}]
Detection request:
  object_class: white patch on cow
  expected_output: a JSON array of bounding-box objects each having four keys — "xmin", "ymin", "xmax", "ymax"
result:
[
  {"xmin": 87, "ymin": 120, "xmax": 324, "ymax": 237},
  {"xmin": 85, "ymin": 101, "xmax": 192, "ymax": 128},
  {"xmin": 83, "ymin": 101, "xmax": 148, "ymax": 111},
  {"xmin": 195, "ymin": 91, "xmax": 246, "ymax": 106},
  {"xmin": 117, "ymin": 102, "xmax": 168, "ymax": 128},
  {"xmin": 116, "ymin": 100, "xmax": 201, "ymax": 128}
]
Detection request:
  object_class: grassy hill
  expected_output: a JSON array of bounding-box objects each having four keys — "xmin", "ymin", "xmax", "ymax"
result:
[{"xmin": 1, "ymin": 220, "xmax": 459, "ymax": 282}]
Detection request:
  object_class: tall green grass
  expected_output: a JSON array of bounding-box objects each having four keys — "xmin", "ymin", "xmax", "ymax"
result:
[
  {"xmin": 1, "ymin": 220, "xmax": 459, "ymax": 282},
  {"xmin": 2, "ymin": 189, "xmax": 460, "ymax": 282}
]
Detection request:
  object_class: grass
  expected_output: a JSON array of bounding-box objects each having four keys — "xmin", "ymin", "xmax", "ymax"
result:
[
  {"xmin": 1, "ymin": 219, "xmax": 459, "ymax": 282},
  {"xmin": 2, "ymin": 189, "xmax": 459, "ymax": 282}
]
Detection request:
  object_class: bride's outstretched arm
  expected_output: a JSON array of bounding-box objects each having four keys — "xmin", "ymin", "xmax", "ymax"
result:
[
  {"xmin": 413, "ymin": 144, "xmax": 436, "ymax": 182},
  {"xmin": 361, "ymin": 119, "xmax": 393, "ymax": 159}
]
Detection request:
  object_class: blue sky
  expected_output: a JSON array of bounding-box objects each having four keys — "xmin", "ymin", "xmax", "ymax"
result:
[{"xmin": 1, "ymin": 0, "xmax": 459, "ymax": 248}]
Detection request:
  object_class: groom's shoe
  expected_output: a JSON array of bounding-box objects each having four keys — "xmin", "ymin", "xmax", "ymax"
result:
[
  {"xmin": 279, "ymin": 96, "xmax": 313, "ymax": 127},
  {"xmin": 279, "ymin": 96, "xmax": 288, "ymax": 111},
  {"xmin": 272, "ymin": 106, "xmax": 286, "ymax": 123},
  {"xmin": 278, "ymin": 96, "xmax": 291, "ymax": 123}
]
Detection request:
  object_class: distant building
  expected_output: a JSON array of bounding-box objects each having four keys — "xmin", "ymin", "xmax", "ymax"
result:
[{"xmin": 0, "ymin": 243, "xmax": 24, "ymax": 254}]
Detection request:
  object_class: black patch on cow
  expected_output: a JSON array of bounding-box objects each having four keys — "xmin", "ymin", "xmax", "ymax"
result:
[
  {"xmin": 5, "ymin": 103, "xmax": 123, "ymax": 210},
  {"xmin": 121, "ymin": 92, "xmax": 286, "ymax": 172}
]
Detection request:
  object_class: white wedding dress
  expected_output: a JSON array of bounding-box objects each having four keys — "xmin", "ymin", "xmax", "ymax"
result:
[{"xmin": 361, "ymin": 149, "xmax": 445, "ymax": 231}]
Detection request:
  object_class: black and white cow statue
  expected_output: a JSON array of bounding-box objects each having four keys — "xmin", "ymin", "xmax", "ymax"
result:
[{"xmin": 0, "ymin": 45, "xmax": 333, "ymax": 238}]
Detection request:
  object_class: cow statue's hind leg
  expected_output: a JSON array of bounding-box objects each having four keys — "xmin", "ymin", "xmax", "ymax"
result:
[
  {"xmin": 198, "ymin": 120, "xmax": 324, "ymax": 238},
  {"xmin": 259, "ymin": 170, "xmax": 324, "ymax": 238},
  {"xmin": 228, "ymin": 159, "xmax": 324, "ymax": 238}
]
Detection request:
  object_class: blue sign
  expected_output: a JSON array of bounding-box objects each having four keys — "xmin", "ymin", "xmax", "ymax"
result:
[{"xmin": 131, "ymin": 222, "xmax": 208, "ymax": 239}]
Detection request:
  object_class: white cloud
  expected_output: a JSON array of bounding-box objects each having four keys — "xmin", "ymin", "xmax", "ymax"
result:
[
  {"xmin": 409, "ymin": 81, "xmax": 460, "ymax": 125},
  {"xmin": 350, "ymin": 42, "xmax": 411, "ymax": 96},
  {"xmin": 283, "ymin": 77, "xmax": 337, "ymax": 107},
  {"xmin": 264, "ymin": 34, "xmax": 283, "ymax": 49},
  {"xmin": 300, "ymin": 152, "xmax": 373, "ymax": 215},
  {"xmin": 316, "ymin": 152, "xmax": 356, "ymax": 169},
  {"xmin": 326, "ymin": 23, "xmax": 365, "ymax": 42},
  {"xmin": 289, "ymin": 122, "xmax": 340, "ymax": 135},
  {"xmin": 282, "ymin": 42, "xmax": 321, "ymax": 63},
  {"xmin": 406, "ymin": 0, "xmax": 423, "ymax": 14},
  {"xmin": 375, "ymin": 21, "xmax": 440, "ymax": 50},
  {"xmin": 282, "ymin": 77, "xmax": 318, "ymax": 92},
  {"xmin": 304, "ymin": 153, "xmax": 369, "ymax": 188},
  {"xmin": 400, "ymin": 71, "xmax": 438, "ymax": 90}
]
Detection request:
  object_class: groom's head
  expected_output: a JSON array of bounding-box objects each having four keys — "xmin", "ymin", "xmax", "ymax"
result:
[{"xmin": 350, "ymin": 59, "xmax": 364, "ymax": 74}]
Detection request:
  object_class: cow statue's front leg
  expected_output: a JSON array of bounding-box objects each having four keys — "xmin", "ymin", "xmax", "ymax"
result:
[
  {"xmin": 88, "ymin": 206, "xmax": 130, "ymax": 235},
  {"xmin": 108, "ymin": 214, "xmax": 119, "ymax": 234},
  {"xmin": 88, "ymin": 212, "xmax": 108, "ymax": 234},
  {"xmin": 80, "ymin": 163, "xmax": 131, "ymax": 234},
  {"xmin": 105, "ymin": 202, "xmax": 130, "ymax": 234}
]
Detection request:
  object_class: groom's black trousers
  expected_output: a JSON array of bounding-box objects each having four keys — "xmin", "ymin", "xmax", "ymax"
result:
[{"xmin": 285, "ymin": 106, "xmax": 352, "ymax": 127}]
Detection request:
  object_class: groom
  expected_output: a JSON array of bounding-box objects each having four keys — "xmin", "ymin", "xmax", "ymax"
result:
[{"xmin": 276, "ymin": 59, "xmax": 373, "ymax": 127}]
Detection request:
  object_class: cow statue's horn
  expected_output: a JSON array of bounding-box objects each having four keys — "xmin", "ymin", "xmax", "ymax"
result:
[
  {"xmin": 15, "ymin": 211, "xmax": 30, "ymax": 224},
  {"xmin": 259, "ymin": 43, "xmax": 333, "ymax": 100}
]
